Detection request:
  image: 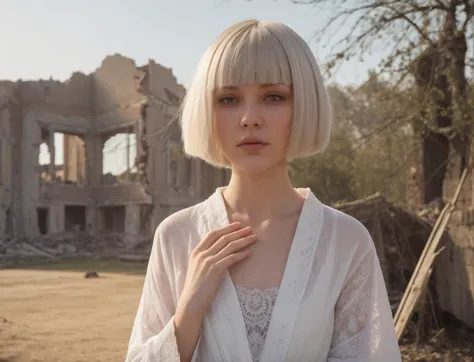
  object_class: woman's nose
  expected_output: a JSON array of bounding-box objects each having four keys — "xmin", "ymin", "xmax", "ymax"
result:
[{"xmin": 240, "ymin": 105, "xmax": 263, "ymax": 129}]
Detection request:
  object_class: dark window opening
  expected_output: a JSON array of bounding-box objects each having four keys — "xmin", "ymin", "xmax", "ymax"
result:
[
  {"xmin": 65, "ymin": 205, "xmax": 86, "ymax": 232},
  {"xmin": 37, "ymin": 207, "xmax": 48, "ymax": 235}
]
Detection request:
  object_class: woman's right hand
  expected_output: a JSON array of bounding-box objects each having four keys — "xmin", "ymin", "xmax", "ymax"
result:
[
  {"xmin": 173, "ymin": 222, "xmax": 256, "ymax": 361},
  {"xmin": 176, "ymin": 222, "xmax": 256, "ymax": 321}
]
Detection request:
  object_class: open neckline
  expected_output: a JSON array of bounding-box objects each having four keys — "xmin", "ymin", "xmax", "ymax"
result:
[
  {"xmin": 203, "ymin": 186, "xmax": 324, "ymax": 361},
  {"xmin": 212, "ymin": 186, "xmax": 313, "ymax": 361}
]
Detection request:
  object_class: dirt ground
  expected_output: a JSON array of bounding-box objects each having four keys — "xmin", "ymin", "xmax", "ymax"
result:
[
  {"xmin": 1, "ymin": 260, "xmax": 473, "ymax": 362},
  {"xmin": 0, "ymin": 261, "xmax": 147, "ymax": 362}
]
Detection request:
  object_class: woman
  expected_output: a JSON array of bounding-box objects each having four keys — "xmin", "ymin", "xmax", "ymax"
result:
[{"xmin": 125, "ymin": 19, "xmax": 402, "ymax": 362}]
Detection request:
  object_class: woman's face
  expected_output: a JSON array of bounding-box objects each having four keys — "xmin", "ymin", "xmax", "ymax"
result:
[{"xmin": 213, "ymin": 83, "xmax": 293, "ymax": 173}]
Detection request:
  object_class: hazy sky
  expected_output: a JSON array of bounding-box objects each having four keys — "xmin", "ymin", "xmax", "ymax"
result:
[
  {"xmin": 2, "ymin": 0, "xmax": 383, "ymax": 174},
  {"xmin": 1, "ymin": 0, "xmax": 382, "ymax": 86}
]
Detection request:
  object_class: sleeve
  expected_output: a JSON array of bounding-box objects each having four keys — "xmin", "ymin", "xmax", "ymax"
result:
[
  {"xmin": 125, "ymin": 227, "xmax": 201, "ymax": 362},
  {"xmin": 327, "ymin": 230, "xmax": 402, "ymax": 362}
]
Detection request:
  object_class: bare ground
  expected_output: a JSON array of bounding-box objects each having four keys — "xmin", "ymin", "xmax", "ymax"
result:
[
  {"xmin": 0, "ymin": 261, "xmax": 147, "ymax": 362},
  {"xmin": 1, "ymin": 260, "xmax": 473, "ymax": 362}
]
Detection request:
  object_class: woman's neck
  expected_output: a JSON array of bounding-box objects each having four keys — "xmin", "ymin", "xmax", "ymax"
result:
[{"xmin": 222, "ymin": 162, "xmax": 305, "ymax": 223}]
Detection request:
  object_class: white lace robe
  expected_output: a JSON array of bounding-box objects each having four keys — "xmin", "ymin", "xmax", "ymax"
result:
[{"xmin": 125, "ymin": 188, "xmax": 402, "ymax": 361}]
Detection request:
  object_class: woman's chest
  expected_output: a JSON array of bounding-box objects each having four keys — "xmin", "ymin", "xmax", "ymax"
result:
[{"xmin": 228, "ymin": 218, "xmax": 298, "ymax": 288}]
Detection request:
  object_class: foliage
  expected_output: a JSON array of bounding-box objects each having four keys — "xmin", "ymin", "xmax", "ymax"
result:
[
  {"xmin": 290, "ymin": 77, "xmax": 415, "ymax": 204},
  {"xmin": 290, "ymin": 119, "xmax": 358, "ymax": 204}
]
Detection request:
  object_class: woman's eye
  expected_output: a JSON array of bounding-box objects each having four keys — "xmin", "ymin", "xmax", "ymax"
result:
[
  {"xmin": 265, "ymin": 94, "xmax": 285, "ymax": 102},
  {"xmin": 218, "ymin": 96, "xmax": 237, "ymax": 104}
]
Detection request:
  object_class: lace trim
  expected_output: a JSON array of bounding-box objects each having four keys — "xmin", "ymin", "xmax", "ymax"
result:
[
  {"xmin": 235, "ymin": 285, "xmax": 279, "ymax": 362},
  {"xmin": 157, "ymin": 333, "xmax": 180, "ymax": 361},
  {"xmin": 330, "ymin": 246, "xmax": 380, "ymax": 358},
  {"xmin": 141, "ymin": 305, "xmax": 181, "ymax": 361}
]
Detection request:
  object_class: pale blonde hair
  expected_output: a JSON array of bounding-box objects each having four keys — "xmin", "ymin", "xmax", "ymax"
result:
[{"xmin": 180, "ymin": 19, "xmax": 333, "ymax": 168}]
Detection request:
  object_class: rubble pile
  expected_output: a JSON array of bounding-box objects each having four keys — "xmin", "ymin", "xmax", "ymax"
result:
[{"xmin": 0, "ymin": 232, "xmax": 153, "ymax": 268}]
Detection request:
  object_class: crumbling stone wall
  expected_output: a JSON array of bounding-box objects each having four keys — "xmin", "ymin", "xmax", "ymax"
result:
[{"xmin": 0, "ymin": 54, "xmax": 228, "ymax": 239}]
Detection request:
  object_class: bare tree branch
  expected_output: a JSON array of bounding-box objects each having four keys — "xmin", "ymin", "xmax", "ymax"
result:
[
  {"xmin": 382, "ymin": 3, "xmax": 434, "ymax": 44},
  {"xmin": 284, "ymin": 0, "xmax": 474, "ymax": 85}
]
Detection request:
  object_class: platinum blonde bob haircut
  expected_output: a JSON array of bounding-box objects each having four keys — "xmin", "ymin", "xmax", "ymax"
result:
[{"xmin": 180, "ymin": 19, "xmax": 333, "ymax": 168}]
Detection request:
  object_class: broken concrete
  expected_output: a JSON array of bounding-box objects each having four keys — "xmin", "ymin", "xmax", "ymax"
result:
[
  {"xmin": 0, "ymin": 232, "xmax": 153, "ymax": 268},
  {"xmin": 0, "ymin": 54, "xmax": 230, "ymax": 240}
]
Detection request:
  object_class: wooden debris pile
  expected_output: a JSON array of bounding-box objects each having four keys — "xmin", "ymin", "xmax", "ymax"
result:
[
  {"xmin": 0, "ymin": 232, "xmax": 152, "ymax": 268},
  {"xmin": 411, "ymin": 196, "xmax": 445, "ymax": 221}
]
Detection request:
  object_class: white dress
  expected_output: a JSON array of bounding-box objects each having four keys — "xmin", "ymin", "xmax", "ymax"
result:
[{"xmin": 125, "ymin": 187, "xmax": 402, "ymax": 361}]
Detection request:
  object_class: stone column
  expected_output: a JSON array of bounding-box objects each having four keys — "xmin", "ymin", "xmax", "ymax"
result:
[
  {"xmin": 49, "ymin": 203, "xmax": 64, "ymax": 233},
  {"xmin": 48, "ymin": 127, "xmax": 55, "ymax": 180},
  {"xmin": 125, "ymin": 203, "xmax": 140, "ymax": 234}
]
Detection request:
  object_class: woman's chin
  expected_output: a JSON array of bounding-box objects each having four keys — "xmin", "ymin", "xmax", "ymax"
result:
[{"xmin": 230, "ymin": 156, "xmax": 285, "ymax": 174}]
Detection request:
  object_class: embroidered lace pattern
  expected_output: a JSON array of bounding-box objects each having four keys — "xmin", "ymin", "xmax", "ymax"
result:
[
  {"xmin": 235, "ymin": 284, "xmax": 279, "ymax": 362},
  {"xmin": 329, "ymin": 245, "xmax": 381, "ymax": 359}
]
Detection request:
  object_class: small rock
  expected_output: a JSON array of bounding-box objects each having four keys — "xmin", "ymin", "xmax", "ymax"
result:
[{"xmin": 84, "ymin": 271, "xmax": 99, "ymax": 279}]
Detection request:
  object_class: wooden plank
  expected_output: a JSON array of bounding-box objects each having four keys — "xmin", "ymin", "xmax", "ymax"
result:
[
  {"xmin": 394, "ymin": 168, "xmax": 468, "ymax": 340},
  {"xmin": 395, "ymin": 206, "xmax": 449, "ymax": 322}
]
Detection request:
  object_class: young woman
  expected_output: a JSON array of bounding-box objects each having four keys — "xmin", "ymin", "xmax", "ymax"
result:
[{"xmin": 125, "ymin": 19, "xmax": 402, "ymax": 362}]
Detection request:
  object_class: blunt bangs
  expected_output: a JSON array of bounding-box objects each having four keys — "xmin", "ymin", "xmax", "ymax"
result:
[{"xmin": 209, "ymin": 21, "xmax": 293, "ymax": 90}]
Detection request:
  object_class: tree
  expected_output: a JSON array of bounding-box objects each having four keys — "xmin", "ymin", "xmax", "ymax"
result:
[
  {"xmin": 344, "ymin": 72, "xmax": 416, "ymax": 202},
  {"xmin": 268, "ymin": 1, "xmax": 474, "ymax": 203}
]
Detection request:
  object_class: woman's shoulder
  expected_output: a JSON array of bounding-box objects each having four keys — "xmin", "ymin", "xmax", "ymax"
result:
[
  {"xmin": 155, "ymin": 200, "xmax": 207, "ymax": 241},
  {"xmin": 321, "ymin": 203, "xmax": 374, "ymax": 253}
]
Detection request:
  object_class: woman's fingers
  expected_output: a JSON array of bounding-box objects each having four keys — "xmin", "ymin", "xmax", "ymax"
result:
[
  {"xmin": 196, "ymin": 222, "xmax": 242, "ymax": 251},
  {"xmin": 215, "ymin": 247, "xmax": 253, "ymax": 270},
  {"xmin": 213, "ymin": 234, "xmax": 257, "ymax": 263},
  {"xmin": 207, "ymin": 226, "xmax": 254, "ymax": 255}
]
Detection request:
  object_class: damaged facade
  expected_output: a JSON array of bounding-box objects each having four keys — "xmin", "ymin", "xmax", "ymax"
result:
[
  {"xmin": 436, "ymin": 145, "xmax": 474, "ymax": 329},
  {"xmin": 407, "ymin": 137, "xmax": 474, "ymax": 329},
  {"xmin": 0, "ymin": 54, "xmax": 229, "ymax": 239}
]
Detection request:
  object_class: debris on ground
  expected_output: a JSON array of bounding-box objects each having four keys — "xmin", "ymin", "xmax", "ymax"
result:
[
  {"xmin": 0, "ymin": 232, "xmax": 152, "ymax": 268},
  {"xmin": 400, "ymin": 323, "xmax": 474, "ymax": 361},
  {"xmin": 84, "ymin": 271, "xmax": 99, "ymax": 278}
]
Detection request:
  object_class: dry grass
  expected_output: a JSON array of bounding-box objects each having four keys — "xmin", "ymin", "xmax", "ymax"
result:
[{"xmin": 0, "ymin": 260, "xmax": 148, "ymax": 362}]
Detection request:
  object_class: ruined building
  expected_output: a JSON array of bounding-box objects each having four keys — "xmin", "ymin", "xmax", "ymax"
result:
[{"xmin": 0, "ymin": 54, "xmax": 229, "ymax": 238}]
